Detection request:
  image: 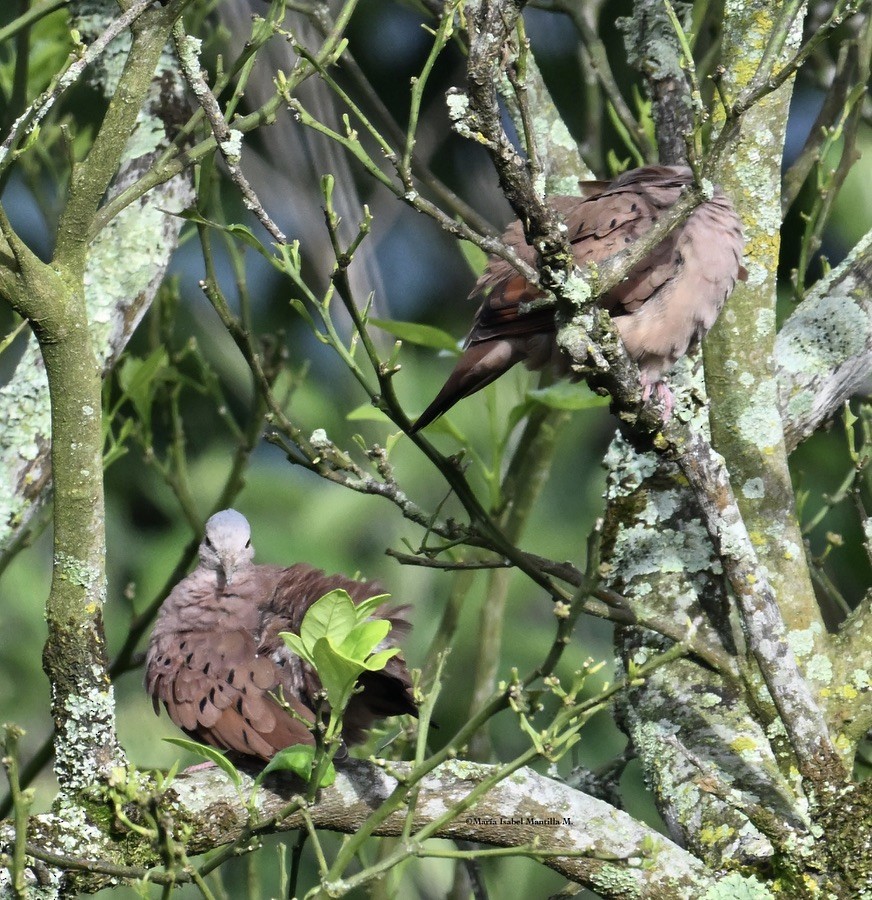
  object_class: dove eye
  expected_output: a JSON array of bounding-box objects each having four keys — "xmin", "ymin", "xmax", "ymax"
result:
[
  {"xmin": 204, "ymin": 536, "xmax": 214, "ymax": 549},
  {"xmin": 245, "ymin": 539, "xmax": 251, "ymax": 548}
]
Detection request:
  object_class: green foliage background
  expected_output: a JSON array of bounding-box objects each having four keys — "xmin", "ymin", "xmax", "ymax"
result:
[{"xmin": 0, "ymin": 0, "xmax": 870, "ymax": 896}]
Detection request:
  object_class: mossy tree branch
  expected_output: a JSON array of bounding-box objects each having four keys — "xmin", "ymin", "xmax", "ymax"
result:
[
  {"xmin": 707, "ymin": 1, "xmax": 825, "ymax": 647},
  {"xmin": 0, "ymin": 0, "xmax": 193, "ymax": 796},
  {"xmin": 16, "ymin": 759, "xmax": 761, "ymax": 898}
]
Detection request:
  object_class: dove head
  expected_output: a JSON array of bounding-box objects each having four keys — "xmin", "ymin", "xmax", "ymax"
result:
[{"xmin": 199, "ymin": 509, "xmax": 255, "ymax": 584}]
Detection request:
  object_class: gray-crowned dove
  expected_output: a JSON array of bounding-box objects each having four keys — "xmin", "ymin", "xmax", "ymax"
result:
[
  {"xmin": 411, "ymin": 165, "xmax": 747, "ymax": 430},
  {"xmin": 146, "ymin": 509, "xmax": 415, "ymax": 761}
]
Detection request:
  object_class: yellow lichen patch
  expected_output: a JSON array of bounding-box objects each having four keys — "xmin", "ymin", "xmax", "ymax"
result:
[
  {"xmin": 835, "ymin": 732, "xmax": 853, "ymax": 753},
  {"xmin": 699, "ymin": 823, "xmax": 734, "ymax": 846},
  {"xmin": 729, "ymin": 53, "xmax": 759, "ymax": 88},
  {"xmin": 730, "ymin": 736, "xmax": 758, "ymax": 754}
]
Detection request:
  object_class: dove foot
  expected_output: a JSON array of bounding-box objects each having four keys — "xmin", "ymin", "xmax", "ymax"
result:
[{"xmin": 641, "ymin": 378, "xmax": 675, "ymax": 421}]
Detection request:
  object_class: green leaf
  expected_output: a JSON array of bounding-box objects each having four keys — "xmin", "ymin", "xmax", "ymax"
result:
[
  {"xmin": 369, "ymin": 317, "xmax": 461, "ymax": 353},
  {"xmin": 352, "ymin": 593, "xmax": 392, "ymax": 621},
  {"xmin": 287, "ymin": 298, "xmax": 323, "ymax": 337},
  {"xmin": 515, "ymin": 714, "xmax": 546, "ymax": 754},
  {"xmin": 254, "ymin": 746, "xmax": 336, "ymax": 789},
  {"xmin": 458, "ymin": 239, "xmax": 488, "ymax": 276},
  {"xmin": 118, "ymin": 348, "xmax": 169, "ymax": 427},
  {"xmin": 526, "ymin": 381, "xmax": 609, "ymax": 411},
  {"xmin": 174, "ymin": 208, "xmax": 214, "ymax": 227},
  {"xmin": 362, "ymin": 647, "xmax": 400, "ymax": 672},
  {"xmin": 163, "ymin": 738, "xmax": 242, "ymax": 788},
  {"xmin": 414, "ymin": 414, "xmax": 467, "ymax": 441},
  {"xmin": 258, "ymin": 745, "xmax": 315, "ymax": 782},
  {"xmin": 385, "ymin": 431, "xmax": 404, "ymax": 457},
  {"xmin": 346, "ymin": 404, "xmax": 392, "ymax": 423},
  {"xmin": 311, "ymin": 636, "xmax": 365, "ymax": 712},
  {"xmin": 318, "ymin": 760, "xmax": 337, "ymax": 787},
  {"xmin": 227, "ymin": 223, "xmax": 272, "ymax": 257},
  {"xmin": 279, "ymin": 630, "xmax": 311, "ymax": 665},
  {"xmin": 299, "ymin": 590, "xmax": 357, "ymax": 653},
  {"xmin": 118, "ymin": 347, "xmax": 169, "ymax": 413},
  {"xmin": 278, "ymin": 240, "xmax": 302, "ymax": 273},
  {"xmin": 339, "ymin": 619, "xmax": 391, "ymax": 661},
  {"xmin": 505, "ymin": 398, "xmax": 536, "ymax": 434},
  {"xmin": 259, "ymin": 746, "xmax": 306, "ymax": 780}
]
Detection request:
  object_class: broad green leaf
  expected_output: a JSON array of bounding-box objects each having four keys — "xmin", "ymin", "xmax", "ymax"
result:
[
  {"xmin": 311, "ymin": 636, "xmax": 364, "ymax": 712},
  {"xmin": 352, "ymin": 593, "xmax": 392, "ymax": 621},
  {"xmin": 300, "ymin": 590, "xmax": 357, "ymax": 652},
  {"xmin": 255, "ymin": 745, "xmax": 334, "ymax": 787},
  {"xmin": 279, "ymin": 630, "xmax": 311, "ymax": 665},
  {"xmin": 362, "ymin": 647, "xmax": 400, "ymax": 672},
  {"xmin": 257, "ymin": 745, "xmax": 316, "ymax": 782},
  {"xmin": 163, "ymin": 738, "xmax": 242, "ymax": 788},
  {"xmin": 369, "ymin": 317, "xmax": 460, "ymax": 353},
  {"xmin": 526, "ymin": 381, "xmax": 609, "ymax": 411},
  {"xmin": 339, "ymin": 619, "xmax": 391, "ymax": 661},
  {"xmin": 227, "ymin": 223, "xmax": 272, "ymax": 258},
  {"xmin": 346, "ymin": 404, "xmax": 392, "ymax": 423},
  {"xmin": 118, "ymin": 348, "xmax": 169, "ymax": 427},
  {"xmin": 319, "ymin": 761, "xmax": 337, "ymax": 787}
]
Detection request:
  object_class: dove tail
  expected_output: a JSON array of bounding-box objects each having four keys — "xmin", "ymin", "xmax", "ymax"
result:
[{"xmin": 410, "ymin": 339, "xmax": 526, "ymax": 433}]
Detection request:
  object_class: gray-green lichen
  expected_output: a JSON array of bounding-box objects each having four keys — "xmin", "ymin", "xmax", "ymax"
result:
[
  {"xmin": 741, "ymin": 477, "xmax": 765, "ymax": 499},
  {"xmin": 734, "ymin": 380, "xmax": 784, "ymax": 449},
  {"xmin": 71, "ymin": 1, "xmax": 133, "ymax": 92},
  {"xmin": 775, "ymin": 228, "xmax": 872, "ymax": 449},
  {"xmin": 0, "ymin": 28, "xmax": 193, "ymax": 558},
  {"xmin": 0, "ymin": 338, "xmax": 51, "ymax": 546},
  {"xmin": 610, "ymin": 517, "xmax": 722, "ymax": 582},
  {"xmin": 0, "ymin": 860, "xmax": 62, "ymax": 899},
  {"xmin": 54, "ymin": 550, "xmax": 102, "ymax": 593},
  {"xmin": 701, "ymin": 872, "xmax": 775, "ymax": 899},
  {"xmin": 53, "ymin": 679, "xmax": 125, "ymax": 793},
  {"xmin": 778, "ymin": 292, "xmax": 869, "ymax": 381}
]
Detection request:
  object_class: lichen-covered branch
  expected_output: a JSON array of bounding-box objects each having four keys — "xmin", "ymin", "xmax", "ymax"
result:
[
  {"xmin": 707, "ymin": 1, "xmax": 824, "ymax": 647},
  {"xmin": 0, "ymin": 12, "xmax": 194, "ymax": 563},
  {"xmin": 0, "ymin": 0, "xmax": 195, "ymax": 802},
  {"xmin": 618, "ymin": 0, "xmax": 694, "ymax": 166},
  {"xmin": 171, "ymin": 19, "xmax": 287, "ymax": 244},
  {"xmin": 15, "ymin": 760, "xmax": 755, "ymax": 898},
  {"xmin": 777, "ymin": 228, "xmax": 872, "ymax": 452}
]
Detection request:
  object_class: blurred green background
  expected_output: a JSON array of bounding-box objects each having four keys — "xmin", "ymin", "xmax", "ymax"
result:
[{"xmin": 1, "ymin": 0, "xmax": 870, "ymax": 896}]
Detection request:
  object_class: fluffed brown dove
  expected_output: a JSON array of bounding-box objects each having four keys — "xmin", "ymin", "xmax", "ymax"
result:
[
  {"xmin": 411, "ymin": 165, "xmax": 746, "ymax": 430},
  {"xmin": 146, "ymin": 509, "xmax": 415, "ymax": 761}
]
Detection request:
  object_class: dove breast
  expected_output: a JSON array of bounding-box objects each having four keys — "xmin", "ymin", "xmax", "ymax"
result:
[{"xmin": 145, "ymin": 510, "xmax": 415, "ymax": 762}]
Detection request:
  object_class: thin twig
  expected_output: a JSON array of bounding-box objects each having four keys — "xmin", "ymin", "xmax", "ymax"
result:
[
  {"xmin": 2, "ymin": 726, "xmax": 31, "ymax": 898},
  {"xmin": 0, "ymin": 0, "xmax": 158, "ymax": 171},
  {"xmin": 172, "ymin": 21, "xmax": 287, "ymax": 244}
]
